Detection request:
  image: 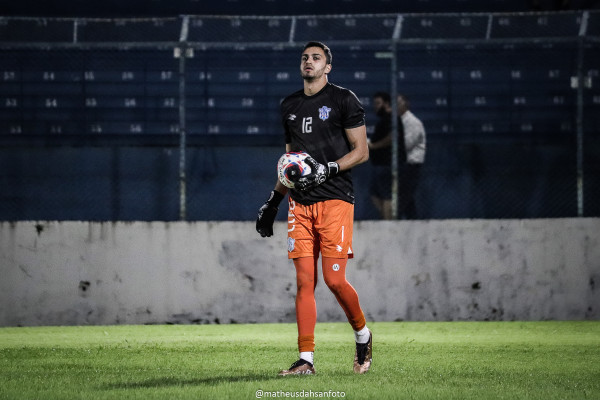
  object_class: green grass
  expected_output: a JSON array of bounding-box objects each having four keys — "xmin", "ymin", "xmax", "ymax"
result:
[{"xmin": 0, "ymin": 321, "xmax": 599, "ymax": 399}]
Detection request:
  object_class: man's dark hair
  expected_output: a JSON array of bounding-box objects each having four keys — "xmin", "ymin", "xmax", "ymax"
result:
[
  {"xmin": 398, "ymin": 94, "xmax": 411, "ymax": 109},
  {"xmin": 373, "ymin": 91, "xmax": 391, "ymax": 104},
  {"xmin": 303, "ymin": 41, "xmax": 332, "ymax": 65}
]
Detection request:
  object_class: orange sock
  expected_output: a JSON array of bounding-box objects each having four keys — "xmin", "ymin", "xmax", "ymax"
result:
[
  {"xmin": 294, "ymin": 257, "xmax": 318, "ymax": 352},
  {"xmin": 322, "ymin": 257, "xmax": 366, "ymax": 331}
]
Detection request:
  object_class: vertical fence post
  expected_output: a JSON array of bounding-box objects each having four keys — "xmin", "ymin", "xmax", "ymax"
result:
[
  {"xmin": 178, "ymin": 16, "xmax": 190, "ymax": 221},
  {"xmin": 390, "ymin": 14, "xmax": 403, "ymax": 220},
  {"xmin": 390, "ymin": 43, "xmax": 399, "ymax": 220},
  {"xmin": 576, "ymin": 11, "xmax": 589, "ymax": 217}
]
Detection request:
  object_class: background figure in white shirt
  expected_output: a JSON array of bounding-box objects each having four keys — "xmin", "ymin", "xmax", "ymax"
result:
[{"xmin": 397, "ymin": 94, "xmax": 426, "ymax": 219}]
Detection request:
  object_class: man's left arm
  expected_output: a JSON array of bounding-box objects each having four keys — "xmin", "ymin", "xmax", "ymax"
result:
[
  {"xmin": 337, "ymin": 125, "xmax": 369, "ymax": 171},
  {"xmin": 295, "ymin": 125, "xmax": 369, "ymax": 192}
]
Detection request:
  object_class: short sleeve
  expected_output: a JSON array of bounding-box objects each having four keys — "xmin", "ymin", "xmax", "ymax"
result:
[
  {"xmin": 281, "ymin": 99, "xmax": 292, "ymax": 144},
  {"xmin": 342, "ymin": 89, "xmax": 365, "ymax": 129}
]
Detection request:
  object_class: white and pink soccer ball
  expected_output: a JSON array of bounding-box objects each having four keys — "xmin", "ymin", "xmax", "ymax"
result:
[{"xmin": 277, "ymin": 151, "xmax": 312, "ymax": 189}]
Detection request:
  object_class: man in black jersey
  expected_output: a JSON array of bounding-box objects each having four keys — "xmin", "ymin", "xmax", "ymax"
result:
[
  {"xmin": 256, "ymin": 41, "xmax": 373, "ymax": 375},
  {"xmin": 367, "ymin": 91, "xmax": 394, "ymax": 219}
]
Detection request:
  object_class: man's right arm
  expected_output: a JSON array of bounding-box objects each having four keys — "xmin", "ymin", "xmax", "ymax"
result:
[{"xmin": 256, "ymin": 144, "xmax": 291, "ymax": 237}]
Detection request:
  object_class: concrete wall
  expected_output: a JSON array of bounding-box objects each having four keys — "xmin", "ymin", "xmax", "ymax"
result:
[{"xmin": 1, "ymin": 219, "xmax": 598, "ymax": 326}]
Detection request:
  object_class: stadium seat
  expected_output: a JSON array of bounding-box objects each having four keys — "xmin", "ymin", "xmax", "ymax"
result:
[
  {"xmin": 401, "ymin": 15, "xmax": 489, "ymax": 39},
  {"xmin": 490, "ymin": 12, "xmax": 581, "ymax": 38},
  {"xmin": 0, "ymin": 18, "xmax": 73, "ymax": 42},
  {"xmin": 206, "ymin": 83, "xmax": 266, "ymax": 96},
  {"xmin": 78, "ymin": 18, "xmax": 181, "ymax": 42},
  {"xmin": 294, "ymin": 15, "xmax": 396, "ymax": 42},
  {"xmin": 187, "ymin": 16, "xmax": 292, "ymax": 42}
]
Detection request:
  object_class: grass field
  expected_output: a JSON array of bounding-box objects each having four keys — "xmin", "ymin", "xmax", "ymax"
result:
[{"xmin": 0, "ymin": 321, "xmax": 599, "ymax": 400}]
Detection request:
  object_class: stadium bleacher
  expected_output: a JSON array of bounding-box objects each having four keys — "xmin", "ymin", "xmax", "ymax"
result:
[{"xmin": 0, "ymin": 11, "xmax": 598, "ymax": 220}]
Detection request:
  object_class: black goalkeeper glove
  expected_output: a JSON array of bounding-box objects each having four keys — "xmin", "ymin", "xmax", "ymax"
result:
[
  {"xmin": 256, "ymin": 190, "xmax": 284, "ymax": 237},
  {"xmin": 295, "ymin": 156, "xmax": 339, "ymax": 192}
]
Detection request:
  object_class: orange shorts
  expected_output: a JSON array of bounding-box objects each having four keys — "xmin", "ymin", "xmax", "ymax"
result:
[{"xmin": 287, "ymin": 198, "xmax": 354, "ymax": 259}]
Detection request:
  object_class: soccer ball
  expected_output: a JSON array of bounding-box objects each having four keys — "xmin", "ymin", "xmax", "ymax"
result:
[{"xmin": 277, "ymin": 151, "xmax": 312, "ymax": 189}]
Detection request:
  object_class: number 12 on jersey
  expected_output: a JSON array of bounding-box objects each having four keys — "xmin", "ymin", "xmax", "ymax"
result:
[{"xmin": 302, "ymin": 117, "xmax": 312, "ymax": 134}]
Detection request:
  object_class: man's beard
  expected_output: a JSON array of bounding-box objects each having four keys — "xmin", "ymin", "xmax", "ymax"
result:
[
  {"xmin": 376, "ymin": 107, "xmax": 389, "ymax": 117},
  {"xmin": 302, "ymin": 72, "xmax": 317, "ymax": 82}
]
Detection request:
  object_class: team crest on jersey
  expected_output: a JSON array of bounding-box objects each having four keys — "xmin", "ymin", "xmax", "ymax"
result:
[
  {"xmin": 318, "ymin": 106, "xmax": 331, "ymax": 121},
  {"xmin": 288, "ymin": 237, "xmax": 295, "ymax": 253}
]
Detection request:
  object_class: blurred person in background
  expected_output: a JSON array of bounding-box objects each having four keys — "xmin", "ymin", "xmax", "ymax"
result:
[
  {"xmin": 397, "ymin": 94, "xmax": 426, "ymax": 219},
  {"xmin": 367, "ymin": 91, "xmax": 393, "ymax": 219}
]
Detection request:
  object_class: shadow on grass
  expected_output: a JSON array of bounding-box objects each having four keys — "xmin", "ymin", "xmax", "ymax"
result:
[{"xmin": 104, "ymin": 373, "xmax": 285, "ymax": 389}]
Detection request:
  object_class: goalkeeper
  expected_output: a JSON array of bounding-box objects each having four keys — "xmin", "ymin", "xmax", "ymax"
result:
[{"xmin": 256, "ymin": 41, "xmax": 372, "ymax": 376}]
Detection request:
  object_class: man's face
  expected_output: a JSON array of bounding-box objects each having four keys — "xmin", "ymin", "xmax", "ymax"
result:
[
  {"xmin": 397, "ymin": 96, "xmax": 408, "ymax": 115},
  {"xmin": 300, "ymin": 47, "xmax": 331, "ymax": 81},
  {"xmin": 373, "ymin": 97, "xmax": 386, "ymax": 113}
]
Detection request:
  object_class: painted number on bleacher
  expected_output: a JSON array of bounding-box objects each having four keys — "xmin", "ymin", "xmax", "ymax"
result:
[
  {"xmin": 460, "ymin": 18, "xmax": 472, "ymax": 27},
  {"xmin": 3, "ymin": 71, "xmax": 16, "ymax": 81},
  {"xmin": 345, "ymin": 19, "xmax": 356, "ymax": 27},
  {"xmin": 498, "ymin": 18, "xmax": 511, "ymax": 26},
  {"xmin": 84, "ymin": 71, "xmax": 95, "ymax": 81},
  {"xmin": 268, "ymin": 19, "xmax": 280, "ymax": 27},
  {"xmin": 548, "ymin": 70, "xmax": 560, "ymax": 78},
  {"xmin": 90, "ymin": 124, "xmax": 102, "ymax": 133},
  {"xmin": 10, "ymin": 125, "xmax": 22, "ymax": 134},
  {"xmin": 130, "ymin": 124, "xmax": 142, "ymax": 133},
  {"xmin": 5, "ymin": 98, "xmax": 18, "ymax": 107},
  {"xmin": 247, "ymin": 126, "xmax": 259, "ymax": 134},
  {"xmin": 521, "ymin": 123, "xmax": 533, "ymax": 132},
  {"xmin": 354, "ymin": 71, "xmax": 366, "ymax": 80},
  {"xmin": 470, "ymin": 70, "xmax": 482, "ymax": 79},
  {"xmin": 475, "ymin": 96, "xmax": 486, "ymax": 105},
  {"xmin": 431, "ymin": 70, "xmax": 444, "ymax": 79},
  {"xmin": 125, "ymin": 98, "xmax": 137, "ymax": 107},
  {"xmin": 302, "ymin": 117, "xmax": 312, "ymax": 134},
  {"xmin": 199, "ymin": 72, "xmax": 212, "ymax": 80},
  {"xmin": 537, "ymin": 17, "xmax": 548, "ymax": 25},
  {"xmin": 238, "ymin": 72, "xmax": 251, "ymax": 80},
  {"xmin": 163, "ymin": 98, "xmax": 176, "ymax": 107},
  {"xmin": 241, "ymin": 98, "xmax": 254, "ymax": 107},
  {"xmin": 45, "ymin": 98, "xmax": 58, "ymax": 107},
  {"xmin": 122, "ymin": 72, "xmax": 135, "ymax": 80},
  {"xmin": 276, "ymin": 72, "xmax": 289, "ymax": 81},
  {"xmin": 420, "ymin": 19, "xmax": 433, "ymax": 27},
  {"xmin": 511, "ymin": 70, "xmax": 522, "ymax": 79},
  {"xmin": 482, "ymin": 123, "xmax": 494, "ymax": 132},
  {"xmin": 514, "ymin": 97, "xmax": 527, "ymax": 105},
  {"xmin": 553, "ymin": 96, "xmax": 565, "ymax": 105},
  {"xmin": 161, "ymin": 71, "xmax": 173, "ymax": 80},
  {"xmin": 85, "ymin": 98, "xmax": 97, "ymax": 107},
  {"xmin": 43, "ymin": 72, "xmax": 55, "ymax": 81}
]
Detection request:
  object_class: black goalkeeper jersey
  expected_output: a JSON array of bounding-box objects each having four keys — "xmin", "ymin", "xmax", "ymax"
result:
[{"xmin": 281, "ymin": 82, "xmax": 365, "ymax": 205}]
